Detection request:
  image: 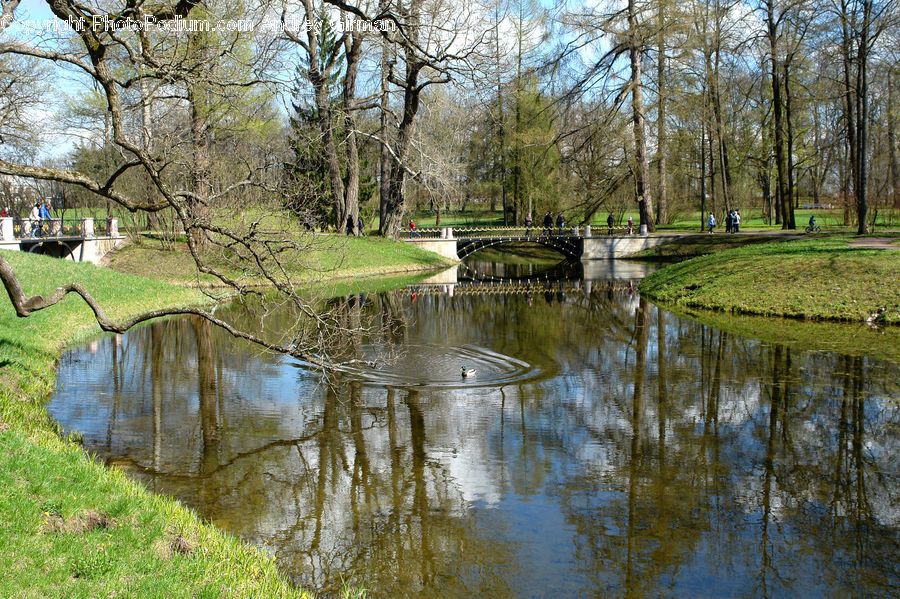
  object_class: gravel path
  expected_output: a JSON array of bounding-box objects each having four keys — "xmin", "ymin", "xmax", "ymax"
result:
[{"xmin": 846, "ymin": 237, "xmax": 900, "ymax": 250}]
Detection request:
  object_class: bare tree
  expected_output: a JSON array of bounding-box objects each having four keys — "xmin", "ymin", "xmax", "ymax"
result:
[
  {"xmin": 627, "ymin": 0, "xmax": 655, "ymax": 231},
  {"xmin": 326, "ymin": 0, "xmax": 486, "ymax": 237},
  {"xmin": 830, "ymin": 0, "xmax": 895, "ymax": 232},
  {"xmin": 0, "ymin": 0, "xmax": 369, "ymax": 369}
]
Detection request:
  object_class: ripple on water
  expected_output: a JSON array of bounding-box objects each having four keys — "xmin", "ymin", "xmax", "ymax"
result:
[{"xmin": 298, "ymin": 344, "xmax": 542, "ymax": 389}]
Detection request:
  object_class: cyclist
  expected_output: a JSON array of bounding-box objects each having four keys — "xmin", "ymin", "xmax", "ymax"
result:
[{"xmin": 808, "ymin": 214, "xmax": 817, "ymax": 232}]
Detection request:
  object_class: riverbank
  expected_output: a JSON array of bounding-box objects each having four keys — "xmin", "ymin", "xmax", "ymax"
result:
[
  {"xmin": 0, "ymin": 250, "xmax": 313, "ymax": 597},
  {"xmin": 104, "ymin": 234, "xmax": 455, "ymax": 287},
  {"xmin": 638, "ymin": 236, "xmax": 900, "ymax": 324}
]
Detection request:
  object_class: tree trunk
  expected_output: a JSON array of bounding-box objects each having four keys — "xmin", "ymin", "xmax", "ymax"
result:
[
  {"xmin": 708, "ymin": 121, "xmax": 717, "ymax": 218},
  {"xmin": 512, "ymin": 11, "xmax": 524, "ymax": 226},
  {"xmin": 855, "ymin": 0, "xmax": 872, "ymax": 234},
  {"xmin": 709, "ymin": 15, "xmax": 732, "ymax": 213},
  {"xmin": 628, "ymin": 0, "xmax": 655, "ymax": 232},
  {"xmin": 379, "ymin": 17, "xmax": 393, "ymax": 234},
  {"xmin": 138, "ymin": 36, "xmax": 158, "ymax": 235},
  {"xmin": 784, "ymin": 61, "xmax": 796, "ymax": 227},
  {"xmin": 655, "ymin": 0, "xmax": 667, "ymax": 226},
  {"xmin": 342, "ymin": 34, "xmax": 363, "ymax": 234},
  {"xmin": 889, "ymin": 68, "xmax": 900, "ymax": 209},
  {"xmin": 700, "ymin": 121, "xmax": 707, "ymax": 231},
  {"xmin": 766, "ymin": 0, "xmax": 791, "ymax": 229},
  {"xmin": 812, "ymin": 98, "xmax": 822, "ymax": 205},
  {"xmin": 759, "ymin": 69, "xmax": 774, "ymax": 224},
  {"xmin": 378, "ymin": 1, "xmax": 430, "ymax": 238},
  {"xmin": 495, "ymin": 20, "xmax": 508, "ymax": 226},
  {"xmin": 841, "ymin": 0, "xmax": 858, "ymax": 227},
  {"xmin": 381, "ymin": 60, "xmax": 423, "ymax": 237},
  {"xmin": 186, "ymin": 31, "xmax": 210, "ymax": 247}
]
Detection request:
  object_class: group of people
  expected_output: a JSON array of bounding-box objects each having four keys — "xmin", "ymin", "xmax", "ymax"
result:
[
  {"xmin": 345, "ymin": 214, "xmax": 365, "ymax": 236},
  {"xmin": 725, "ymin": 210, "xmax": 741, "ymax": 233},
  {"xmin": 530, "ymin": 210, "xmax": 565, "ymax": 236},
  {"xmin": 605, "ymin": 213, "xmax": 635, "ymax": 235},
  {"xmin": 1, "ymin": 199, "xmax": 54, "ymax": 237},
  {"xmin": 707, "ymin": 209, "xmax": 741, "ymax": 234}
]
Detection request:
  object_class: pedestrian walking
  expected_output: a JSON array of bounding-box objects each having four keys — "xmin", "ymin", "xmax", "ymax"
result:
[
  {"xmin": 30, "ymin": 203, "xmax": 40, "ymax": 237},
  {"xmin": 627, "ymin": 216, "xmax": 634, "ymax": 235},
  {"xmin": 707, "ymin": 212, "xmax": 716, "ymax": 233},
  {"xmin": 607, "ymin": 212, "xmax": 614, "ymax": 235},
  {"xmin": 556, "ymin": 211, "xmax": 565, "ymax": 235},
  {"xmin": 542, "ymin": 210, "xmax": 553, "ymax": 236},
  {"xmin": 40, "ymin": 199, "xmax": 55, "ymax": 236},
  {"xmin": 524, "ymin": 212, "xmax": 533, "ymax": 236}
]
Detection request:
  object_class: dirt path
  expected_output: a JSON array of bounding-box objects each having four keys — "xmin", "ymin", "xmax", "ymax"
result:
[{"xmin": 846, "ymin": 237, "xmax": 900, "ymax": 250}]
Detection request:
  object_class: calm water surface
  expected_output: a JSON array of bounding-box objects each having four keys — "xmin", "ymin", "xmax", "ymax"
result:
[{"xmin": 50, "ymin": 261, "xmax": 900, "ymax": 598}]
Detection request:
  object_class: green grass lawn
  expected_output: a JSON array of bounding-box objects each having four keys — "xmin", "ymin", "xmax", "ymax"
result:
[
  {"xmin": 0, "ymin": 250, "xmax": 309, "ymax": 598},
  {"xmin": 635, "ymin": 233, "xmax": 790, "ymax": 260},
  {"xmin": 652, "ymin": 207, "xmax": 900, "ymax": 232},
  {"xmin": 402, "ymin": 206, "xmax": 900, "ymax": 232},
  {"xmin": 638, "ymin": 236, "xmax": 900, "ymax": 324},
  {"xmin": 107, "ymin": 233, "xmax": 455, "ymax": 287}
]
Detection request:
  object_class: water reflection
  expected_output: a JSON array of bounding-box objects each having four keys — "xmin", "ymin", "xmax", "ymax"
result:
[{"xmin": 51, "ymin": 278, "xmax": 900, "ymax": 598}]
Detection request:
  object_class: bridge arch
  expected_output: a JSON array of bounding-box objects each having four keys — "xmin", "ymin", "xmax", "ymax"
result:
[
  {"xmin": 26, "ymin": 240, "xmax": 77, "ymax": 261},
  {"xmin": 456, "ymin": 236, "xmax": 582, "ymax": 260}
]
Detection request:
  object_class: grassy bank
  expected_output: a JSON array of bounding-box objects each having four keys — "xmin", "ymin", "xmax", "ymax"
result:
[
  {"xmin": 106, "ymin": 234, "xmax": 455, "ymax": 287},
  {"xmin": 0, "ymin": 250, "xmax": 313, "ymax": 598},
  {"xmin": 635, "ymin": 233, "xmax": 794, "ymax": 260},
  {"xmin": 638, "ymin": 237, "xmax": 900, "ymax": 324}
]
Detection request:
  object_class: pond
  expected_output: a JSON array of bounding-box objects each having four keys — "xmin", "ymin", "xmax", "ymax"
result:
[{"xmin": 49, "ymin": 259, "xmax": 900, "ymax": 598}]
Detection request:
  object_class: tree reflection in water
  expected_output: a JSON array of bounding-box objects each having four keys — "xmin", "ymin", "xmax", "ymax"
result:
[{"xmin": 50, "ymin": 285, "xmax": 900, "ymax": 598}]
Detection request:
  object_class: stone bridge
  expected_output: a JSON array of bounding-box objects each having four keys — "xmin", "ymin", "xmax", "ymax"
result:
[
  {"xmin": 404, "ymin": 226, "xmax": 680, "ymax": 260},
  {"xmin": 0, "ymin": 217, "xmax": 126, "ymax": 264}
]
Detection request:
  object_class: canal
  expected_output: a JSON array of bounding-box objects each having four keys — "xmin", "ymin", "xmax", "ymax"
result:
[{"xmin": 49, "ymin": 259, "xmax": 900, "ymax": 598}]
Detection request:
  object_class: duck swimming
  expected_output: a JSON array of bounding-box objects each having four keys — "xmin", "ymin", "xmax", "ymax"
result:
[{"xmin": 460, "ymin": 365, "xmax": 476, "ymax": 378}]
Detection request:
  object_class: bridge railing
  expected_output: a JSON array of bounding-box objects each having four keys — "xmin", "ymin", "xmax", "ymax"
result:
[
  {"xmin": 402, "ymin": 225, "xmax": 637, "ymax": 239},
  {"xmin": 403, "ymin": 227, "xmax": 445, "ymax": 239},
  {"xmin": 399, "ymin": 279, "xmax": 632, "ymax": 296},
  {"xmin": 1, "ymin": 217, "xmax": 120, "ymax": 241}
]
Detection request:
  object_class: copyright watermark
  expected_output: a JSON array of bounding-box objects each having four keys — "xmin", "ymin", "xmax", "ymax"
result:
[{"xmin": 4, "ymin": 15, "xmax": 395, "ymax": 36}]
